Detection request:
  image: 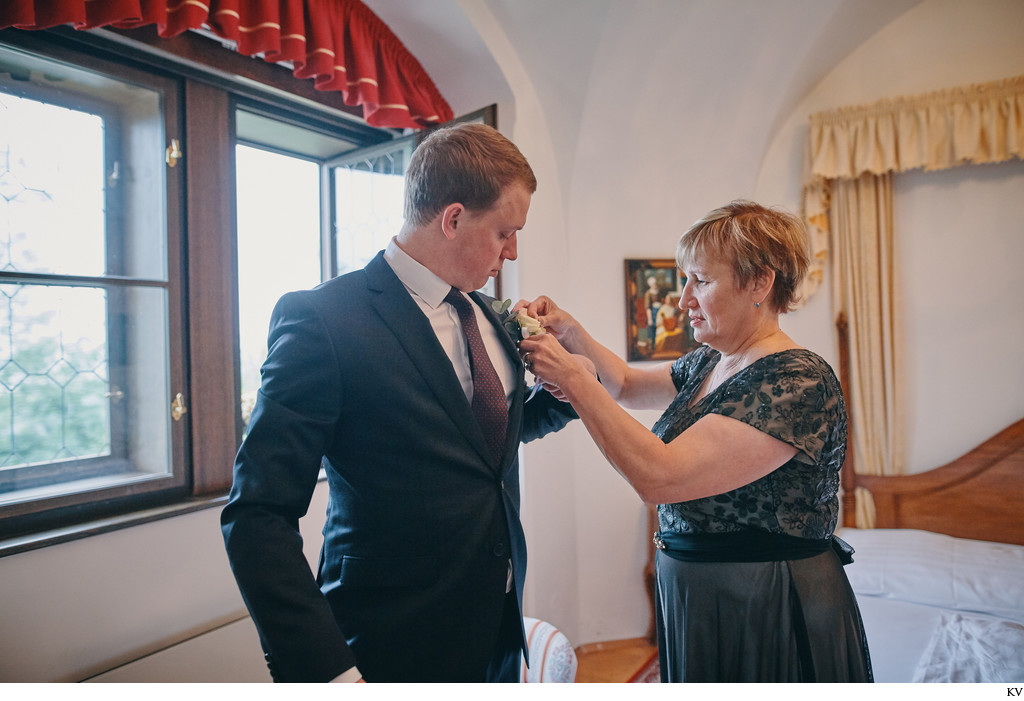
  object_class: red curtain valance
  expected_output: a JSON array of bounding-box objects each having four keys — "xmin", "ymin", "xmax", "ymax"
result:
[{"xmin": 0, "ymin": 0, "xmax": 453, "ymax": 129}]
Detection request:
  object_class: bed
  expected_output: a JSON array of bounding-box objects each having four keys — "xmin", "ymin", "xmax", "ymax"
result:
[{"xmin": 838, "ymin": 416, "xmax": 1024, "ymax": 683}]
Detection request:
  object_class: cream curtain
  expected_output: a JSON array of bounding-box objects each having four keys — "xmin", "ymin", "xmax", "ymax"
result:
[
  {"xmin": 803, "ymin": 75, "xmax": 1024, "ymax": 526},
  {"xmin": 830, "ymin": 173, "xmax": 903, "ymax": 527}
]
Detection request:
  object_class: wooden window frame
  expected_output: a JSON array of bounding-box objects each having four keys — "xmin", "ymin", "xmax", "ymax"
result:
[{"xmin": 0, "ymin": 30, "xmax": 189, "ymax": 538}]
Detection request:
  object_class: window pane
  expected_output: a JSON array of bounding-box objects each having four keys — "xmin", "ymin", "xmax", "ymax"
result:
[
  {"xmin": 331, "ymin": 163, "xmax": 403, "ymax": 274},
  {"xmin": 0, "ymin": 282, "xmax": 172, "ymax": 503},
  {"xmin": 0, "ymin": 41, "xmax": 179, "ymax": 517},
  {"xmin": 236, "ymin": 145, "xmax": 321, "ymax": 429},
  {"xmin": 334, "ymin": 155, "xmax": 406, "ymax": 276},
  {"xmin": 0, "ymin": 45, "xmax": 167, "ymax": 281},
  {"xmin": 0, "ymin": 284, "xmax": 110, "ymax": 467},
  {"xmin": 0, "ymin": 95, "xmax": 106, "ymax": 276}
]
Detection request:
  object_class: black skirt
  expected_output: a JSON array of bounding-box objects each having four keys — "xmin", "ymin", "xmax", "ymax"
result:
[{"xmin": 654, "ymin": 547, "xmax": 873, "ymax": 682}]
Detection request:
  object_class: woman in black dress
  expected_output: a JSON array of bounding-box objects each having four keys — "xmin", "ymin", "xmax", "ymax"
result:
[{"xmin": 519, "ymin": 200, "xmax": 872, "ymax": 682}]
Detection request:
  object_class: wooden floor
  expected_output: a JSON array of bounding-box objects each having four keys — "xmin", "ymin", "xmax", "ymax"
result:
[{"xmin": 574, "ymin": 637, "xmax": 658, "ymax": 683}]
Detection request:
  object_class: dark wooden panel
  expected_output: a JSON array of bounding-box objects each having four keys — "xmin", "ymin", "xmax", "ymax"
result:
[{"xmin": 185, "ymin": 80, "xmax": 240, "ymax": 495}]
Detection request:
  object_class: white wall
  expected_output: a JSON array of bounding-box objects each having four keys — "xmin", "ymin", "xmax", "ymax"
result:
[
  {"xmin": 0, "ymin": 485, "xmax": 329, "ymax": 681},
  {"xmin": 896, "ymin": 162, "xmax": 1024, "ymax": 472}
]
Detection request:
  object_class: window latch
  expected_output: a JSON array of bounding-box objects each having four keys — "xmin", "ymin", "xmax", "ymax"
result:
[
  {"xmin": 171, "ymin": 392, "xmax": 188, "ymax": 422},
  {"xmin": 166, "ymin": 138, "xmax": 182, "ymax": 168}
]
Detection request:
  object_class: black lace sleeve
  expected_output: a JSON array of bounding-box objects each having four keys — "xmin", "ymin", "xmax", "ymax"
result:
[
  {"xmin": 669, "ymin": 346, "xmax": 711, "ymax": 392},
  {"xmin": 709, "ymin": 351, "xmax": 844, "ymax": 466}
]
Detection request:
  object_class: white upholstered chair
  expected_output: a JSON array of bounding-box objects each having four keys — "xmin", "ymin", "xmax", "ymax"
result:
[{"xmin": 519, "ymin": 617, "xmax": 577, "ymax": 682}]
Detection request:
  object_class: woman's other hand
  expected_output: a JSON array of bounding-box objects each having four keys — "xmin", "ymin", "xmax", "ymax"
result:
[
  {"xmin": 538, "ymin": 353, "xmax": 597, "ymax": 401},
  {"xmin": 521, "ymin": 333, "xmax": 592, "ymax": 396}
]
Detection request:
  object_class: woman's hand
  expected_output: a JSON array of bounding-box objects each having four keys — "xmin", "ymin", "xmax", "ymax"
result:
[
  {"xmin": 520, "ymin": 333, "xmax": 593, "ymax": 399},
  {"xmin": 513, "ymin": 296, "xmax": 582, "ymax": 350},
  {"xmin": 537, "ymin": 353, "xmax": 597, "ymax": 401}
]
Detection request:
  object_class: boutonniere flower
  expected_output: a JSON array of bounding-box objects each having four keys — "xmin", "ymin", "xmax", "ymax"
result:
[
  {"xmin": 493, "ymin": 299, "xmax": 546, "ymax": 400},
  {"xmin": 492, "ymin": 299, "xmax": 546, "ymax": 344}
]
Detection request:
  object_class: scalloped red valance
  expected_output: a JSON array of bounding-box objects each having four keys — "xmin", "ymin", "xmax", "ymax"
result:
[{"xmin": 0, "ymin": 0, "xmax": 453, "ymax": 129}]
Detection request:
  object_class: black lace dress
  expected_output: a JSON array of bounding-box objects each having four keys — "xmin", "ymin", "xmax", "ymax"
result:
[{"xmin": 650, "ymin": 346, "xmax": 872, "ymax": 682}]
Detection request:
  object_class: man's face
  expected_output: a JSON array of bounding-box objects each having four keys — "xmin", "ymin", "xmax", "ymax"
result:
[{"xmin": 448, "ymin": 182, "xmax": 531, "ymax": 292}]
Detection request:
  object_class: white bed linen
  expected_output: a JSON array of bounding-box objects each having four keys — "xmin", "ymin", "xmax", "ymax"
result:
[
  {"xmin": 912, "ymin": 611, "xmax": 1024, "ymax": 682},
  {"xmin": 837, "ymin": 527, "xmax": 1024, "ymax": 683},
  {"xmin": 854, "ymin": 595, "xmax": 945, "ymax": 682},
  {"xmin": 838, "ymin": 527, "xmax": 1024, "ymax": 622}
]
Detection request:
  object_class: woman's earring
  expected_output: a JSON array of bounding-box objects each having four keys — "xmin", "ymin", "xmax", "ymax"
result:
[{"xmin": 754, "ymin": 302, "xmax": 760, "ymax": 309}]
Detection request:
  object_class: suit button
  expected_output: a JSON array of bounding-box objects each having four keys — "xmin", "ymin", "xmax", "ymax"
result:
[
  {"xmin": 493, "ymin": 542, "xmax": 507, "ymax": 557},
  {"xmin": 499, "ymin": 480, "xmax": 505, "ymax": 490}
]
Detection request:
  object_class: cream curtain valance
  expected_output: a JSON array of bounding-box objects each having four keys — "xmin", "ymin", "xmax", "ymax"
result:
[
  {"xmin": 800, "ymin": 74, "xmax": 1024, "ymax": 305},
  {"xmin": 808, "ymin": 75, "xmax": 1024, "ymax": 180}
]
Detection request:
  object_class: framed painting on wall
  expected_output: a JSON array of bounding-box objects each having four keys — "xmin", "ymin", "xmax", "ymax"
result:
[{"xmin": 624, "ymin": 259, "xmax": 697, "ymax": 361}]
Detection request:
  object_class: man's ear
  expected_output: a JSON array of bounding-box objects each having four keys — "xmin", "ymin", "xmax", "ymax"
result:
[{"xmin": 440, "ymin": 203, "xmax": 464, "ymax": 241}]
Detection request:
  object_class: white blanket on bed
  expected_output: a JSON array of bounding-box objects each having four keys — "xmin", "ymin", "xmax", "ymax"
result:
[
  {"xmin": 912, "ymin": 611, "xmax": 1024, "ymax": 683},
  {"xmin": 838, "ymin": 528, "xmax": 1024, "ymax": 683}
]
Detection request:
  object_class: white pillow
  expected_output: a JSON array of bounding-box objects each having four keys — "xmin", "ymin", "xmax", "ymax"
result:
[{"xmin": 838, "ymin": 527, "xmax": 1024, "ymax": 622}]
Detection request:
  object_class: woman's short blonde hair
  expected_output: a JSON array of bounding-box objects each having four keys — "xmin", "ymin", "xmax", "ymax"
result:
[{"xmin": 676, "ymin": 200, "xmax": 810, "ymax": 313}]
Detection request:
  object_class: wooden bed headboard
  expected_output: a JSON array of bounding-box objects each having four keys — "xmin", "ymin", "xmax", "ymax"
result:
[{"xmin": 837, "ymin": 313, "xmax": 1024, "ymax": 545}]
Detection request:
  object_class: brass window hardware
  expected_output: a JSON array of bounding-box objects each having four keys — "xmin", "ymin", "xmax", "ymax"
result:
[
  {"xmin": 165, "ymin": 138, "xmax": 182, "ymax": 167},
  {"xmin": 171, "ymin": 392, "xmax": 188, "ymax": 421}
]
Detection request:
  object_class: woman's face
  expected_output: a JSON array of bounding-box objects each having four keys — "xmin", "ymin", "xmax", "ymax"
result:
[{"xmin": 678, "ymin": 254, "xmax": 755, "ymax": 353}]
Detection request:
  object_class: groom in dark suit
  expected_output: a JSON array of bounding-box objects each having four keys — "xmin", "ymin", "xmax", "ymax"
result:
[{"xmin": 221, "ymin": 123, "xmax": 580, "ymax": 683}]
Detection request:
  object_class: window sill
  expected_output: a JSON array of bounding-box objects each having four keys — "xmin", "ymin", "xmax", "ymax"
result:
[{"xmin": 0, "ymin": 494, "xmax": 228, "ymax": 559}]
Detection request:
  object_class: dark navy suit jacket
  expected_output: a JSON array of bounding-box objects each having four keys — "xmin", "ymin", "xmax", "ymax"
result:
[{"xmin": 221, "ymin": 252, "xmax": 577, "ymax": 682}]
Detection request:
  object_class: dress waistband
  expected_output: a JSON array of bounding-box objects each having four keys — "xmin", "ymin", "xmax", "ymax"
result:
[{"xmin": 653, "ymin": 529, "xmax": 854, "ymax": 565}]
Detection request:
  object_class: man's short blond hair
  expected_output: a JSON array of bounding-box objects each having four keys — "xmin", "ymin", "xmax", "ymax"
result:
[{"xmin": 403, "ymin": 123, "xmax": 537, "ymax": 228}]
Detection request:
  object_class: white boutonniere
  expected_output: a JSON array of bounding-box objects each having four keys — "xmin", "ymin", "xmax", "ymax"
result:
[
  {"xmin": 492, "ymin": 299, "xmax": 546, "ymax": 343},
  {"xmin": 493, "ymin": 299, "xmax": 547, "ymax": 400}
]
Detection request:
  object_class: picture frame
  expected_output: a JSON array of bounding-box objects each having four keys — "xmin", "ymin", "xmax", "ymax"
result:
[{"xmin": 624, "ymin": 259, "xmax": 697, "ymax": 361}]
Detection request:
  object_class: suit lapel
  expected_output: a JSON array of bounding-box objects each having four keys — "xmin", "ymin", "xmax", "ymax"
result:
[{"xmin": 364, "ymin": 254, "xmax": 497, "ymax": 467}]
